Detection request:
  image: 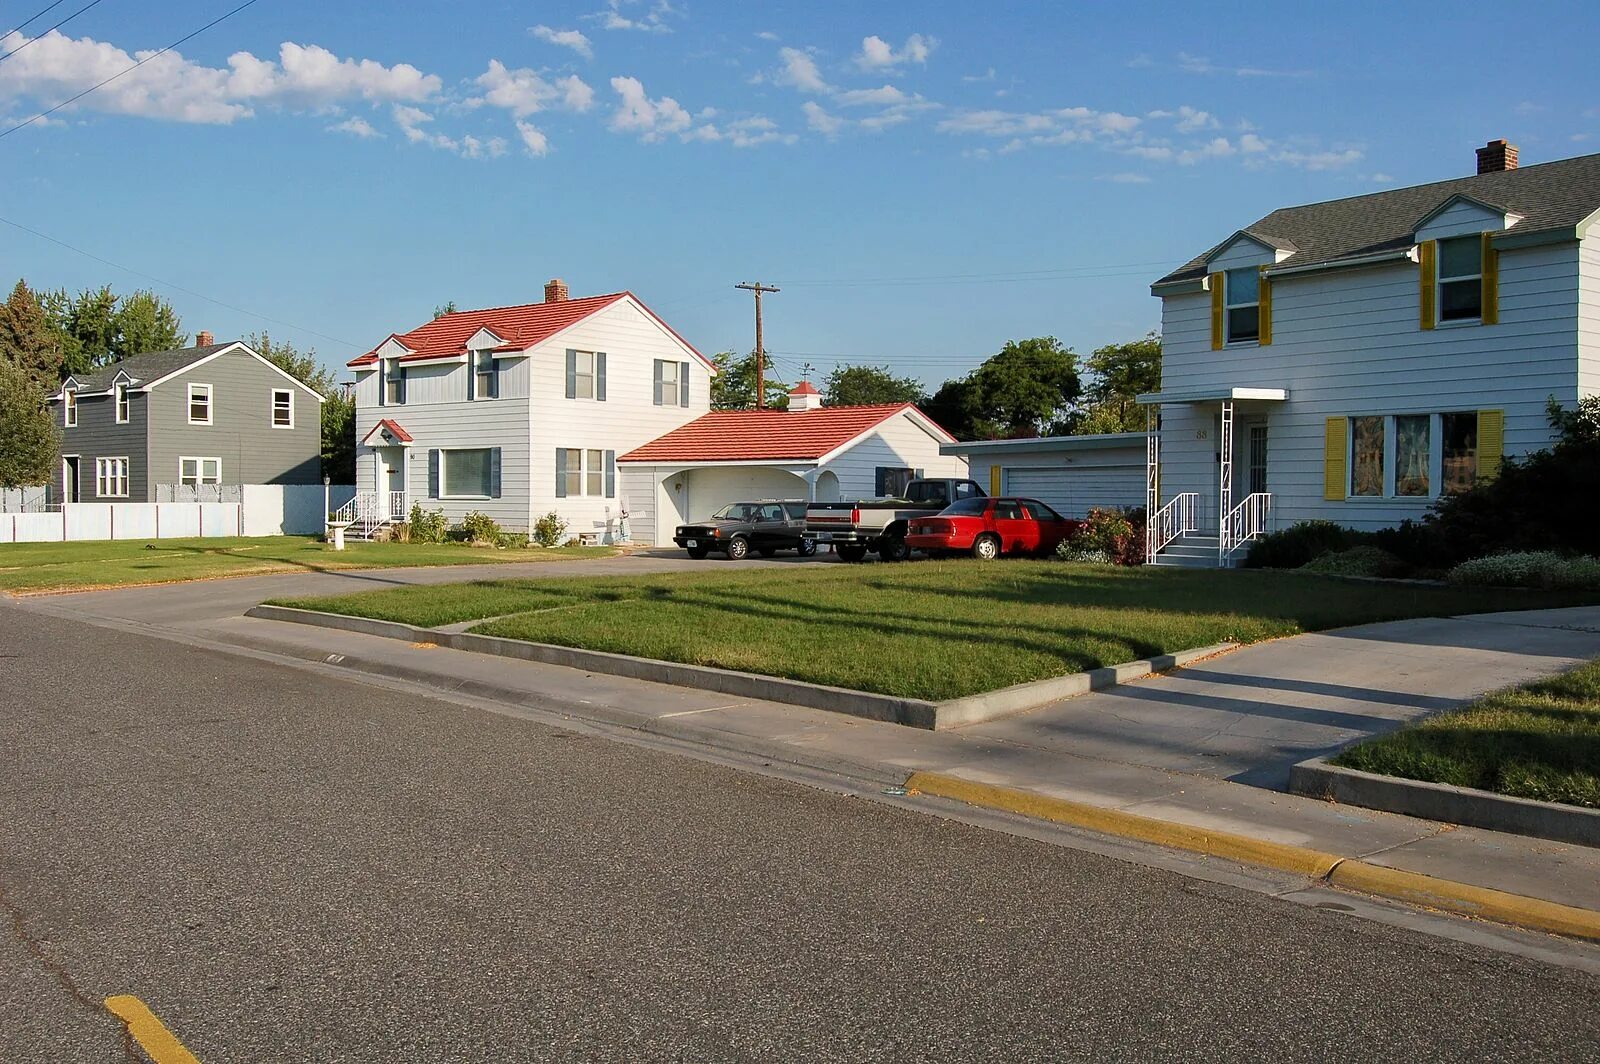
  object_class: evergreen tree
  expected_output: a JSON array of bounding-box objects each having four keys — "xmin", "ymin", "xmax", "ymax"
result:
[
  {"xmin": 0, "ymin": 280, "xmax": 62, "ymax": 390},
  {"xmin": 0, "ymin": 357, "xmax": 58, "ymax": 489}
]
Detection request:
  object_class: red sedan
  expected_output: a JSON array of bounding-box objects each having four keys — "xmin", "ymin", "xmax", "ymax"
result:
[{"xmin": 906, "ymin": 496, "xmax": 1083, "ymax": 560}]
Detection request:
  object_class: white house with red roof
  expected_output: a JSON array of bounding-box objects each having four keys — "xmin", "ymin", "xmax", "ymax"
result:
[
  {"xmin": 347, "ymin": 279, "xmax": 714, "ymax": 538},
  {"xmin": 617, "ymin": 381, "xmax": 968, "ymax": 545}
]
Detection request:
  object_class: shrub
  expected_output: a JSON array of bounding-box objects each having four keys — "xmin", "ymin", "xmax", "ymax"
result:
[
  {"xmin": 1367, "ymin": 519, "xmax": 1436, "ymax": 570},
  {"xmin": 458, "ymin": 511, "xmax": 502, "ymax": 545},
  {"xmin": 533, "ymin": 511, "xmax": 570, "ymax": 548},
  {"xmin": 1065, "ymin": 507, "xmax": 1146, "ymax": 566},
  {"xmin": 1244, "ymin": 520, "xmax": 1356, "ymax": 569},
  {"xmin": 388, "ymin": 521, "xmax": 413, "ymax": 544},
  {"xmin": 1055, "ymin": 543, "xmax": 1113, "ymax": 564},
  {"xmin": 1300, "ymin": 545, "xmax": 1409, "ymax": 579},
  {"xmin": 499, "ymin": 531, "xmax": 530, "ymax": 550},
  {"xmin": 1448, "ymin": 551, "xmax": 1565, "ymax": 589},
  {"xmin": 407, "ymin": 504, "xmax": 449, "ymax": 544}
]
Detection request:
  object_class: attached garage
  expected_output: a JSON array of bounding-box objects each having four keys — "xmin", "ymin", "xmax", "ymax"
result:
[
  {"xmin": 682, "ymin": 466, "xmax": 809, "ymax": 521},
  {"xmin": 941, "ymin": 432, "xmax": 1148, "ymax": 518}
]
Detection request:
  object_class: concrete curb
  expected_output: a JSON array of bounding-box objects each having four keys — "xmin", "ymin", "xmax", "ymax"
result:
[
  {"xmin": 245, "ymin": 604, "xmax": 1235, "ymax": 730},
  {"xmin": 906, "ymin": 771, "xmax": 1600, "ymax": 942},
  {"xmin": 1289, "ymin": 757, "xmax": 1600, "ymax": 848}
]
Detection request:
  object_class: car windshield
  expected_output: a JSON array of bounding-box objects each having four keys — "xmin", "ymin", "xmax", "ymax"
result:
[
  {"xmin": 940, "ymin": 497, "xmax": 989, "ymax": 516},
  {"xmin": 710, "ymin": 504, "xmax": 759, "ymax": 522}
]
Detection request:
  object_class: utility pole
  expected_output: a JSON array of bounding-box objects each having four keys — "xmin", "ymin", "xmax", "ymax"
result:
[{"xmin": 735, "ymin": 281, "xmax": 780, "ymax": 409}]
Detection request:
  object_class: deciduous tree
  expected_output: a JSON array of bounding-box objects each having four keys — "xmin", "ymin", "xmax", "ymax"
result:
[
  {"xmin": 110, "ymin": 289, "xmax": 185, "ymax": 360},
  {"xmin": 1076, "ymin": 332, "xmax": 1161, "ymax": 434},
  {"xmin": 709, "ymin": 349, "xmax": 788, "ymax": 411},
  {"xmin": 822, "ymin": 364, "xmax": 926, "ymax": 407},
  {"xmin": 926, "ymin": 337, "xmax": 1081, "ymax": 439},
  {"xmin": 0, "ymin": 357, "xmax": 58, "ymax": 489}
]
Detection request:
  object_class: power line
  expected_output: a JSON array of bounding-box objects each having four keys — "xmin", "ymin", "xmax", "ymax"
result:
[
  {"xmin": 0, "ymin": 0, "xmax": 109, "ymax": 64},
  {"xmin": 774, "ymin": 259, "xmax": 1176, "ymax": 288},
  {"xmin": 0, "ymin": 0, "xmax": 261, "ymax": 140},
  {"xmin": 0, "ymin": 213, "xmax": 363, "ymax": 350},
  {"xmin": 1, "ymin": 1, "xmax": 68, "ymax": 39}
]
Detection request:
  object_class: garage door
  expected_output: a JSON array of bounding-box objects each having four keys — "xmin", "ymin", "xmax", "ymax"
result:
[
  {"xmin": 1005, "ymin": 464, "xmax": 1145, "ymax": 518},
  {"xmin": 686, "ymin": 467, "xmax": 808, "ymax": 521}
]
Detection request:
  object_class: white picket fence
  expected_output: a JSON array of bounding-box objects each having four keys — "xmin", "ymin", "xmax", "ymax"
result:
[{"xmin": 0, "ymin": 484, "xmax": 355, "ymax": 544}]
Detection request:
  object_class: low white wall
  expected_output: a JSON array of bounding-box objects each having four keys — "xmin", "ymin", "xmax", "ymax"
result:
[{"xmin": 0, "ymin": 484, "xmax": 354, "ymax": 543}]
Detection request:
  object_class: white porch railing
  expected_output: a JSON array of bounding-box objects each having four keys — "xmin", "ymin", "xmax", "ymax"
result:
[
  {"xmin": 387, "ymin": 491, "xmax": 410, "ymax": 521},
  {"xmin": 1219, "ymin": 492, "xmax": 1272, "ymax": 566},
  {"xmin": 1146, "ymin": 492, "xmax": 1199, "ymax": 561},
  {"xmin": 330, "ymin": 491, "xmax": 406, "ymax": 538}
]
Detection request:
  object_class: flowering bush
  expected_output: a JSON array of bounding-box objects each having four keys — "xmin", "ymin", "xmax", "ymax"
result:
[
  {"xmin": 1063, "ymin": 507, "xmax": 1146, "ymax": 566},
  {"xmin": 1449, "ymin": 551, "xmax": 1600, "ymax": 590},
  {"xmin": 1054, "ymin": 543, "xmax": 1113, "ymax": 564}
]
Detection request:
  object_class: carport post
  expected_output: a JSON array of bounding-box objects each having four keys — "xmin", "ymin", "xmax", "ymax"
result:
[{"xmin": 1145, "ymin": 405, "xmax": 1159, "ymax": 561}]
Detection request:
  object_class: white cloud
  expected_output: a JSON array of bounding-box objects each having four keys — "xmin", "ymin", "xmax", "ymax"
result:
[
  {"xmin": 0, "ymin": 31, "xmax": 439, "ymax": 125},
  {"xmin": 608, "ymin": 75, "xmax": 691, "ymax": 140},
  {"xmin": 962, "ymin": 68, "xmax": 997, "ymax": 83},
  {"xmin": 515, "ymin": 120, "xmax": 549, "ymax": 156},
  {"xmin": 775, "ymin": 47, "xmax": 829, "ymax": 93},
  {"xmin": 1099, "ymin": 172, "xmax": 1152, "ymax": 184},
  {"xmin": 936, "ymin": 106, "xmax": 1136, "ymax": 139},
  {"xmin": 835, "ymin": 84, "xmax": 913, "ymax": 108},
  {"xmin": 530, "ymin": 26, "xmax": 593, "ymax": 59},
  {"xmin": 1269, "ymin": 146, "xmax": 1363, "ymax": 170},
  {"xmin": 328, "ymin": 115, "xmax": 381, "ymax": 138},
  {"xmin": 1174, "ymin": 51, "xmax": 1312, "ymax": 78},
  {"xmin": 472, "ymin": 60, "xmax": 594, "ymax": 117},
  {"xmin": 855, "ymin": 33, "xmax": 936, "ymax": 71},
  {"xmin": 590, "ymin": 0, "xmax": 678, "ymax": 34},
  {"xmin": 1172, "ymin": 105, "xmax": 1216, "ymax": 133},
  {"xmin": 803, "ymin": 100, "xmax": 844, "ymax": 135},
  {"xmin": 1178, "ymin": 136, "xmax": 1236, "ymax": 164},
  {"xmin": 755, "ymin": 31, "xmax": 780, "ymax": 42},
  {"xmin": 1239, "ymin": 133, "xmax": 1268, "ymax": 153}
]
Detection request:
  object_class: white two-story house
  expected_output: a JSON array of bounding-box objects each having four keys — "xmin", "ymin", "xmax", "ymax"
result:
[
  {"xmin": 1143, "ymin": 140, "xmax": 1600, "ymax": 566},
  {"xmin": 348, "ymin": 280, "xmax": 714, "ymax": 538}
]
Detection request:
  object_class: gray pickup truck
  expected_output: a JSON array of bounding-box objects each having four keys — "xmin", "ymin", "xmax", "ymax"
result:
[
  {"xmin": 673, "ymin": 500, "xmax": 816, "ymax": 560},
  {"xmin": 804, "ymin": 477, "xmax": 987, "ymax": 562}
]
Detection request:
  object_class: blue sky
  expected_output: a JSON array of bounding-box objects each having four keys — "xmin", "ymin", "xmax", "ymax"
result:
[{"xmin": 3, "ymin": 0, "xmax": 1598, "ymax": 388}]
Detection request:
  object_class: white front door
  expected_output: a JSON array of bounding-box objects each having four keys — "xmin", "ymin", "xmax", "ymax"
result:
[{"xmin": 379, "ymin": 449, "xmax": 405, "ymax": 518}]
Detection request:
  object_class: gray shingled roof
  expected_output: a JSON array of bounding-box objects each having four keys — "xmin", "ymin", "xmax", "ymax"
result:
[
  {"xmin": 1155, "ymin": 151, "xmax": 1600, "ymax": 286},
  {"xmin": 68, "ymin": 342, "xmax": 235, "ymax": 391}
]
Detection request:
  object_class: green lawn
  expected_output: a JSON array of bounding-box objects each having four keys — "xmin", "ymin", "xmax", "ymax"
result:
[
  {"xmin": 0, "ymin": 537, "xmax": 615, "ymax": 593},
  {"xmin": 270, "ymin": 561, "xmax": 1599, "ymax": 701},
  {"xmin": 1334, "ymin": 659, "xmax": 1600, "ymax": 809}
]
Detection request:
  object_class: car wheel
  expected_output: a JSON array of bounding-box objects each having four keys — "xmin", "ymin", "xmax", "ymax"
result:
[
  {"xmin": 878, "ymin": 536, "xmax": 912, "ymax": 562},
  {"xmin": 972, "ymin": 534, "xmax": 1001, "ymax": 561},
  {"xmin": 797, "ymin": 538, "xmax": 818, "ymax": 557},
  {"xmin": 726, "ymin": 535, "xmax": 751, "ymax": 561},
  {"xmin": 686, "ymin": 546, "xmax": 710, "ymax": 560},
  {"xmin": 757, "ymin": 546, "xmax": 778, "ymax": 558},
  {"xmin": 837, "ymin": 544, "xmax": 868, "ymax": 563}
]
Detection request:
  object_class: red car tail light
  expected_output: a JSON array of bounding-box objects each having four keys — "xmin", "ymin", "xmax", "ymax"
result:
[{"xmin": 851, "ymin": 506, "xmax": 860, "ymax": 524}]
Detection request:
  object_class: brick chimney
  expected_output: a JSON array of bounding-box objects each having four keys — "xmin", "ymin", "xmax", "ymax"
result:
[
  {"xmin": 1476, "ymin": 139, "xmax": 1518, "ymax": 174},
  {"xmin": 195, "ymin": 330, "xmax": 214, "ymax": 347},
  {"xmin": 787, "ymin": 380, "xmax": 821, "ymax": 412},
  {"xmin": 543, "ymin": 278, "xmax": 569, "ymax": 303}
]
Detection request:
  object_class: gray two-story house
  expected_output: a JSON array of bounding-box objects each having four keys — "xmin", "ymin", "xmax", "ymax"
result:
[{"xmin": 46, "ymin": 335, "xmax": 324, "ymax": 503}]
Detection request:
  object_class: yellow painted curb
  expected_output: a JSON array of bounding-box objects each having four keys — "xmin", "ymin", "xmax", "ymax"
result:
[
  {"xmin": 906, "ymin": 771, "xmax": 1600, "ymax": 942},
  {"xmin": 906, "ymin": 772, "xmax": 1342, "ymax": 879},
  {"xmin": 104, "ymin": 995, "xmax": 201, "ymax": 1064},
  {"xmin": 1331, "ymin": 861, "xmax": 1600, "ymax": 942}
]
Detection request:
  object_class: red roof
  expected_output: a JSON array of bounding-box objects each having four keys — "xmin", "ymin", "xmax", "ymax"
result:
[
  {"xmin": 361, "ymin": 418, "xmax": 413, "ymax": 445},
  {"xmin": 619, "ymin": 404, "xmax": 951, "ymax": 463},
  {"xmin": 347, "ymin": 291, "xmax": 706, "ymax": 369},
  {"xmin": 789, "ymin": 380, "xmax": 820, "ymax": 396}
]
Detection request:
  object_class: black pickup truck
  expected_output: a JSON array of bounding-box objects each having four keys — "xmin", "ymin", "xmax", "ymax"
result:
[{"xmin": 673, "ymin": 500, "xmax": 817, "ymax": 560}]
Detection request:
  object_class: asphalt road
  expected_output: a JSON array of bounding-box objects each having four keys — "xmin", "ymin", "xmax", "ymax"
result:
[{"xmin": 3, "ymin": 601, "xmax": 1599, "ymax": 1062}]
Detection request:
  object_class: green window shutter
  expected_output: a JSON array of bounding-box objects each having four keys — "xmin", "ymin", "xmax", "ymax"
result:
[
  {"xmin": 652, "ymin": 360, "xmax": 663, "ymax": 406},
  {"xmin": 1257, "ymin": 268, "xmax": 1273, "ymax": 346},
  {"xmin": 1478, "ymin": 409, "xmax": 1505, "ymax": 481},
  {"xmin": 1419, "ymin": 240, "xmax": 1437, "ymax": 330},
  {"xmin": 1209, "ymin": 273, "xmax": 1224, "ymax": 350},
  {"xmin": 604, "ymin": 450, "xmax": 616, "ymax": 498},
  {"xmin": 565, "ymin": 350, "xmax": 577, "ymax": 399},
  {"xmin": 1323, "ymin": 418, "xmax": 1347, "ymax": 500},
  {"xmin": 427, "ymin": 449, "xmax": 440, "ymax": 498},
  {"xmin": 490, "ymin": 447, "xmax": 502, "ymax": 498},
  {"xmin": 679, "ymin": 362, "xmax": 690, "ymax": 407},
  {"xmin": 554, "ymin": 448, "xmax": 567, "ymax": 498},
  {"xmin": 1481, "ymin": 233, "xmax": 1500, "ymax": 325},
  {"xmin": 596, "ymin": 352, "xmax": 607, "ymax": 401}
]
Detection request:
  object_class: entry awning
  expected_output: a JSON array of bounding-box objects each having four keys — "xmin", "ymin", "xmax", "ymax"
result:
[
  {"xmin": 361, "ymin": 418, "xmax": 413, "ymax": 446},
  {"xmin": 1136, "ymin": 386, "xmax": 1287, "ymax": 406}
]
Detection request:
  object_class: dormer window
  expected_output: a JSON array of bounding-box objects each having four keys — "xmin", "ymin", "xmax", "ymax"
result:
[
  {"xmin": 470, "ymin": 350, "xmax": 497, "ymax": 401},
  {"xmin": 63, "ymin": 387, "xmax": 78, "ymax": 427},
  {"xmin": 114, "ymin": 381, "xmax": 130, "ymax": 423},
  {"xmin": 1224, "ymin": 267, "xmax": 1260, "ymax": 343},
  {"xmin": 382, "ymin": 359, "xmax": 406, "ymax": 406},
  {"xmin": 1437, "ymin": 236, "xmax": 1483, "ymax": 322}
]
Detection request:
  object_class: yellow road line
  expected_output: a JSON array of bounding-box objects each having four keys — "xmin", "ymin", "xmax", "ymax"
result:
[{"xmin": 104, "ymin": 995, "xmax": 201, "ymax": 1064}]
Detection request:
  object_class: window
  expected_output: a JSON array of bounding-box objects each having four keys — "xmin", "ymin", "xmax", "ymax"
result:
[
  {"xmin": 1247, "ymin": 424, "xmax": 1269, "ymax": 495},
  {"xmin": 442, "ymin": 448, "xmax": 494, "ymax": 498},
  {"xmin": 95, "ymin": 457, "xmax": 129, "ymax": 498},
  {"xmin": 944, "ymin": 497, "xmax": 990, "ymax": 516},
  {"xmin": 1021, "ymin": 499, "xmax": 1065, "ymax": 521},
  {"xmin": 557, "ymin": 447, "xmax": 613, "ymax": 498},
  {"xmin": 994, "ymin": 500, "xmax": 1025, "ymax": 520},
  {"xmin": 1350, "ymin": 416, "xmax": 1385, "ymax": 497},
  {"xmin": 1437, "ymin": 236, "xmax": 1483, "ymax": 322},
  {"xmin": 572, "ymin": 351, "xmax": 596, "ymax": 399},
  {"xmin": 1442, "ymin": 412, "xmax": 1479, "ymax": 494},
  {"xmin": 1224, "ymin": 267, "xmax": 1261, "ymax": 343},
  {"xmin": 114, "ymin": 382, "xmax": 129, "ymax": 424},
  {"xmin": 63, "ymin": 388, "xmax": 77, "ymax": 427},
  {"xmin": 782, "ymin": 503, "xmax": 807, "ymax": 520},
  {"xmin": 1395, "ymin": 415, "xmax": 1431, "ymax": 497},
  {"xmin": 875, "ymin": 466, "xmax": 917, "ymax": 498},
  {"xmin": 654, "ymin": 359, "xmax": 688, "ymax": 406},
  {"xmin": 271, "ymin": 388, "xmax": 294, "ymax": 428},
  {"xmin": 383, "ymin": 360, "xmax": 405, "ymax": 405},
  {"xmin": 188, "ymin": 383, "xmax": 212, "ymax": 425},
  {"xmin": 472, "ymin": 351, "xmax": 496, "ymax": 400},
  {"xmin": 179, "ymin": 457, "xmax": 221, "ymax": 487},
  {"xmin": 586, "ymin": 448, "xmax": 604, "ymax": 497}
]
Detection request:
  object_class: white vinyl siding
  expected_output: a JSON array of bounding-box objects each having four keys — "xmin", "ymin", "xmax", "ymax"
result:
[
  {"xmin": 1156, "ymin": 240, "xmax": 1578, "ymax": 530},
  {"xmin": 95, "ymin": 457, "xmax": 129, "ymax": 498},
  {"xmin": 187, "ymin": 383, "xmax": 213, "ymax": 425}
]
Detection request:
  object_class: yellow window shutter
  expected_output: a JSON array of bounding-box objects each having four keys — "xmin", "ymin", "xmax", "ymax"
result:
[
  {"xmin": 1323, "ymin": 417, "xmax": 1348, "ymax": 500},
  {"xmin": 1478, "ymin": 409, "xmax": 1504, "ymax": 481},
  {"xmin": 989, "ymin": 464, "xmax": 1002, "ymax": 496},
  {"xmin": 1257, "ymin": 267, "xmax": 1273, "ymax": 346},
  {"xmin": 1481, "ymin": 233, "xmax": 1499, "ymax": 325},
  {"xmin": 1418, "ymin": 239, "xmax": 1437, "ymax": 330},
  {"xmin": 1209, "ymin": 273, "xmax": 1224, "ymax": 350}
]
